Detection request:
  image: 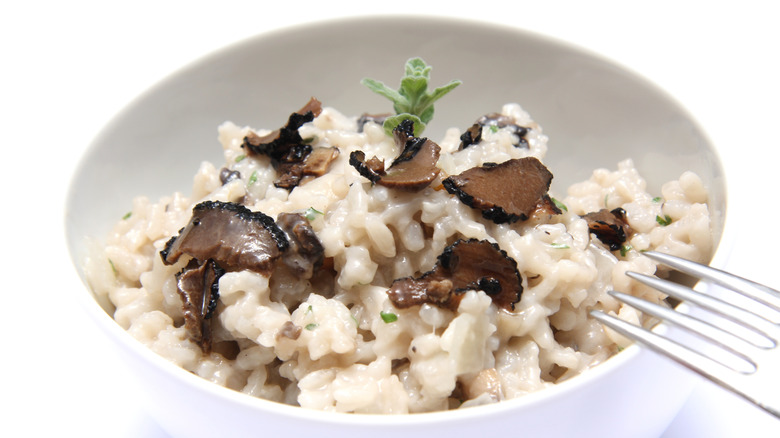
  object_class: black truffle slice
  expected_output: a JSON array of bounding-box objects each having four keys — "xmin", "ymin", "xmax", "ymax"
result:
[
  {"xmin": 349, "ymin": 119, "xmax": 441, "ymax": 191},
  {"xmin": 387, "ymin": 239, "xmax": 523, "ymax": 311},
  {"xmin": 277, "ymin": 212, "xmax": 325, "ymax": 280},
  {"xmin": 242, "ymin": 97, "xmax": 335, "ymax": 190},
  {"xmin": 176, "ymin": 259, "xmax": 225, "ymax": 354},
  {"xmin": 459, "ymin": 123, "xmax": 482, "ymax": 149},
  {"xmin": 476, "ymin": 112, "xmax": 529, "ymax": 149},
  {"xmin": 442, "ymin": 157, "xmax": 558, "ymax": 224},
  {"xmin": 581, "ymin": 207, "xmax": 632, "ymax": 251},
  {"xmin": 349, "ymin": 151, "xmax": 385, "ymax": 183},
  {"xmin": 160, "ymin": 201, "xmax": 288, "ymax": 276}
]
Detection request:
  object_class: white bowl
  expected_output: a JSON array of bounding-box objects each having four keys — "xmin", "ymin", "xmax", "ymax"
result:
[{"xmin": 65, "ymin": 15, "xmax": 729, "ymax": 438}]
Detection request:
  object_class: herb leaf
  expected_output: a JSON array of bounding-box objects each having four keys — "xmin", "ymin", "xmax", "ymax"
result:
[
  {"xmin": 382, "ymin": 114, "xmax": 425, "ymax": 136},
  {"xmin": 304, "ymin": 207, "xmax": 323, "ymax": 222},
  {"xmin": 551, "ymin": 197, "xmax": 568, "ymax": 212},
  {"xmin": 656, "ymin": 214, "xmax": 672, "ymax": 226},
  {"xmin": 380, "ymin": 311, "xmax": 398, "ymax": 323},
  {"xmin": 305, "ymin": 323, "xmax": 318, "ymax": 331},
  {"xmin": 362, "ymin": 57, "xmax": 461, "ymax": 136},
  {"xmin": 550, "ymin": 243, "xmax": 570, "ymax": 249},
  {"xmin": 248, "ymin": 170, "xmax": 258, "ymax": 186},
  {"xmin": 108, "ymin": 258, "xmax": 118, "ymax": 277}
]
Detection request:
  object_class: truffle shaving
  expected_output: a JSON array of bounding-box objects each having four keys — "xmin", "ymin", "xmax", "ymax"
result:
[
  {"xmin": 582, "ymin": 208, "xmax": 632, "ymax": 251},
  {"xmin": 477, "ymin": 113, "xmax": 529, "ymax": 148},
  {"xmin": 277, "ymin": 212, "xmax": 325, "ymax": 279},
  {"xmin": 160, "ymin": 200, "xmax": 288, "ymax": 276},
  {"xmin": 242, "ymin": 97, "xmax": 331, "ymax": 190},
  {"xmin": 219, "ymin": 168, "xmax": 241, "ymax": 185},
  {"xmin": 459, "ymin": 123, "xmax": 482, "ymax": 149},
  {"xmin": 350, "ymin": 119, "xmax": 441, "ymax": 191},
  {"xmin": 302, "ymin": 147, "xmax": 340, "ymax": 177},
  {"xmin": 442, "ymin": 157, "xmax": 558, "ymax": 224},
  {"xmin": 176, "ymin": 259, "xmax": 225, "ymax": 354},
  {"xmin": 387, "ymin": 239, "xmax": 523, "ymax": 311},
  {"xmin": 349, "ymin": 151, "xmax": 384, "ymax": 183}
]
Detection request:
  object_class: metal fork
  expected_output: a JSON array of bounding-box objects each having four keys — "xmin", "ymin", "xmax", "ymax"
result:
[{"xmin": 590, "ymin": 250, "xmax": 780, "ymax": 419}]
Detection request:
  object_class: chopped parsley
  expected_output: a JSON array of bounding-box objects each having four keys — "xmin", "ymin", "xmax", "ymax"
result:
[
  {"xmin": 380, "ymin": 311, "xmax": 398, "ymax": 323},
  {"xmin": 620, "ymin": 244, "xmax": 633, "ymax": 257},
  {"xmin": 652, "ymin": 196, "xmax": 662, "ymax": 203},
  {"xmin": 304, "ymin": 323, "xmax": 319, "ymax": 331},
  {"xmin": 247, "ymin": 170, "xmax": 258, "ymax": 186},
  {"xmin": 108, "ymin": 259, "xmax": 118, "ymax": 276},
  {"xmin": 656, "ymin": 214, "xmax": 673, "ymax": 226},
  {"xmin": 304, "ymin": 207, "xmax": 323, "ymax": 222},
  {"xmin": 551, "ymin": 197, "xmax": 568, "ymax": 212},
  {"xmin": 489, "ymin": 125, "xmax": 499, "ymax": 133},
  {"xmin": 235, "ymin": 154, "xmax": 246, "ymax": 163},
  {"xmin": 550, "ymin": 243, "xmax": 570, "ymax": 249},
  {"xmin": 122, "ymin": 211, "xmax": 132, "ymax": 220}
]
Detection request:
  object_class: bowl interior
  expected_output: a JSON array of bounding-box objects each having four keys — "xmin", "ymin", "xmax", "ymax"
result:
[{"xmin": 64, "ymin": 14, "xmax": 727, "ymax": 437}]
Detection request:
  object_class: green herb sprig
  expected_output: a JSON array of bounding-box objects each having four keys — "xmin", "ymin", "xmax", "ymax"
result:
[{"xmin": 362, "ymin": 57, "xmax": 461, "ymax": 136}]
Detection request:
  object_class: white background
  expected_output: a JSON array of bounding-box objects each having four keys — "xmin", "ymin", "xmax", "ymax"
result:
[{"xmin": 3, "ymin": 1, "xmax": 780, "ymax": 436}]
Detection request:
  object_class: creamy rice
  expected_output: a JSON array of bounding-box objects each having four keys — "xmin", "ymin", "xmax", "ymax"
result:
[{"xmin": 85, "ymin": 103, "xmax": 712, "ymax": 413}]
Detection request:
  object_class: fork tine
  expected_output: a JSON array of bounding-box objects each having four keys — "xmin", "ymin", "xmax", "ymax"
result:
[
  {"xmin": 590, "ymin": 309, "xmax": 752, "ymax": 402},
  {"xmin": 643, "ymin": 251, "xmax": 780, "ymax": 313},
  {"xmin": 608, "ymin": 290, "xmax": 759, "ymax": 367},
  {"xmin": 626, "ymin": 271, "xmax": 779, "ymax": 346}
]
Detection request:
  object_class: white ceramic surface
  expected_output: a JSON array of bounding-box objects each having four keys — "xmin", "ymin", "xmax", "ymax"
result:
[{"xmin": 64, "ymin": 15, "xmax": 730, "ymax": 438}]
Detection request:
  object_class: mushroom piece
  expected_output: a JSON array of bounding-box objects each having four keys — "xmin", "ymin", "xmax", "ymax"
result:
[
  {"xmin": 581, "ymin": 207, "xmax": 632, "ymax": 251},
  {"xmin": 176, "ymin": 259, "xmax": 225, "ymax": 354},
  {"xmin": 442, "ymin": 157, "xmax": 560, "ymax": 224},
  {"xmin": 242, "ymin": 97, "xmax": 337, "ymax": 190},
  {"xmin": 160, "ymin": 200, "xmax": 289, "ymax": 276},
  {"xmin": 219, "ymin": 167, "xmax": 241, "ymax": 185},
  {"xmin": 534, "ymin": 195, "xmax": 565, "ymax": 220},
  {"xmin": 277, "ymin": 321, "xmax": 302, "ymax": 341},
  {"xmin": 349, "ymin": 118, "xmax": 441, "ymax": 191},
  {"xmin": 277, "ymin": 212, "xmax": 325, "ymax": 279},
  {"xmin": 387, "ymin": 239, "xmax": 523, "ymax": 311},
  {"xmin": 302, "ymin": 147, "xmax": 340, "ymax": 177},
  {"xmin": 349, "ymin": 151, "xmax": 384, "ymax": 183}
]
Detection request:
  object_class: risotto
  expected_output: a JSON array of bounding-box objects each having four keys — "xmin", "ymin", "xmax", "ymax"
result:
[{"xmin": 84, "ymin": 71, "xmax": 712, "ymax": 413}]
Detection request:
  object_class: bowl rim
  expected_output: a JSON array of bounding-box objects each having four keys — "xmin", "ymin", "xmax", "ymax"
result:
[{"xmin": 64, "ymin": 12, "xmax": 734, "ymax": 425}]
